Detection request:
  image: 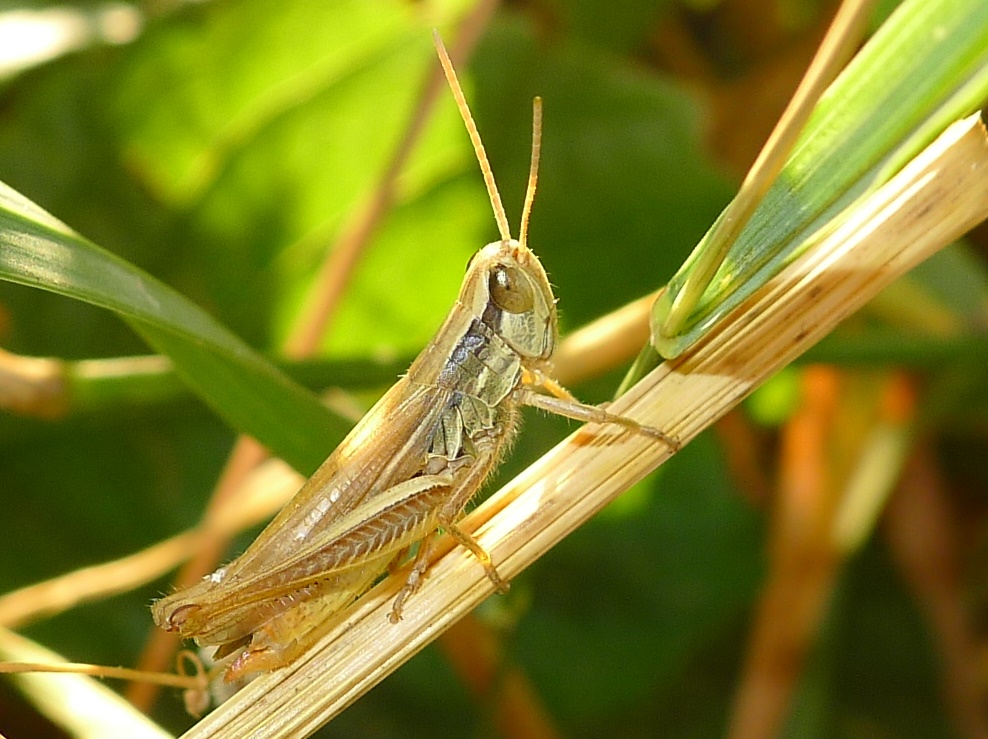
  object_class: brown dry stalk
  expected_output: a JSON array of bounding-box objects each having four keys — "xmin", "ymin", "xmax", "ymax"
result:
[
  {"xmin": 0, "ymin": 349, "xmax": 64, "ymax": 418},
  {"xmin": 552, "ymin": 291, "xmax": 657, "ymax": 386},
  {"xmin": 283, "ymin": 0, "xmax": 500, "ymax": 357},
  {"xmin": 885, "ymin": 448, "xmax": 988, "ymax": 738},
  {"xmin": 177, "ymin": 116, "xmax": 988, "ymax": 739},
  {"xmin": 0, "ymin": 628, "xmax": 170, "ymax": 738},
  {"xmin": 726, "ymin": 366, "xmax": 845, "ymax": 739},
  {"xmin": 437, "ymin": 615, "xmax": 562, "ymax": 738},
  {"xmin": 0, "ymin": 459, "xmax": 303, "ymax": 631}
]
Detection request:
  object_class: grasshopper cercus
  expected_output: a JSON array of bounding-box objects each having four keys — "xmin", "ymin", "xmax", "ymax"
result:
[{"xmin": 152, "ymin": 33, "xmax": 675, "ymax": 682}]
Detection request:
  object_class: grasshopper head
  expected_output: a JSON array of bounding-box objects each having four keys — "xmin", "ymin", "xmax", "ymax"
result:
[
  {"xmin": 433, "ymin": 34, "xmax": 553, "ymax": 361},
  {"xmin": 466, "ymin": 238, "xmax": 557, "ymax": 361}
]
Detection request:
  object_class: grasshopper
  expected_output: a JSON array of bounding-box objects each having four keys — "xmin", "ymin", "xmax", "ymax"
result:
[{"xmin": 152, "ymin": 34, "xmax": 675, "ymax": 682}]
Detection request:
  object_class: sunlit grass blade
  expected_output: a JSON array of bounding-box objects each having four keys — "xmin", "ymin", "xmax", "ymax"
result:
[
  {"xmin": 0, "ymin": 181, "xmax": 350, "ymax": 473},
  {"xmin": 651, "ymin": 0, "xmax": 988, "ymax": 358}
]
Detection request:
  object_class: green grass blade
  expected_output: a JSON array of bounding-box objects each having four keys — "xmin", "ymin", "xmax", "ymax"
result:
[
  {"xmin": 0, "ymin": 180, "xmax": 349, "ymax": 474},
  {"xmin": 651, "ymin": 0, "xmax": 988, "ymax": 357}
]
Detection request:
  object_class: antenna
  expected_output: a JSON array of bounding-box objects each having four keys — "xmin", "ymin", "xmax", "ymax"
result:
[
  {"xmin": 519, "ymin": 97, "xmax": 542, "ymax": 248},
  {"xmin": 433, "ymin": 30, "xmax": 512, "ymax": 242}
]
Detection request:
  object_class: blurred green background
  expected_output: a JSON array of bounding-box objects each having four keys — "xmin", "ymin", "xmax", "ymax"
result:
[{"xmin": 1, "ymin": 0, "xmax": 986, "ymax": 737}]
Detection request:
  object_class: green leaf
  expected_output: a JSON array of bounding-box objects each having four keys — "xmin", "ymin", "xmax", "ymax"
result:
[
  {"xmin": 0, "ymin": 180, "xmax": 349, "ymax": 474},
  {"xmin": 653, "ymin": 0, "xmax": 988, "ymax": 356}
]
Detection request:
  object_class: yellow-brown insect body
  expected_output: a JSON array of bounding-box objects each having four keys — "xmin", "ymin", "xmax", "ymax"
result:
[
  {"xmin": 152, "ymin": 34, "xmax": 674, "ymax": 682},
  {"xmin": 152, "ymin": 238, "xmax": 559, "ymax": 678}
]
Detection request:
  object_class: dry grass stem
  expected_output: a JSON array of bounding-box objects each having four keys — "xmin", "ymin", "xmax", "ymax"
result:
[
  {"xmin": 0, "ymin": 628, "xmax": 169, "ymax": 739},
  {"xmin": 0, "ymin": 348, "xmax": 64, "ymax": 418},
  {"xmin": 0, "ymin": 460, "xmax": 302, "ymax": 631},
  {"xmin": 284, "ymin": 0, "xmax": 499, "ymax": 357},
  {"xmin": 553, "ymin": 291, "xmax": 657, "ymax": 386},
  {"xmin": 885, "ymin": 448, "xmax": 988, "ymax": 737},
  {"xmin": 180, "ymin": 116, "xmax": 988, "ymax": 738},
  {"xmin": 0, "ymin": 532, "xmax": 197, "ymax": 631}
]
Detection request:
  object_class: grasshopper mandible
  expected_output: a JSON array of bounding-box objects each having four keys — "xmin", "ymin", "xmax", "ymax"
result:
[{"xmin": 152, "ymin": 33, "xmax": 675, "ymax": 682}]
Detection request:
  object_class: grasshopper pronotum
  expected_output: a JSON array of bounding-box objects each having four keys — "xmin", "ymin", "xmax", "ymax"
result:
[{"xmin": 152, "ymin": 33, "xmax": 675, "ymax": 682}]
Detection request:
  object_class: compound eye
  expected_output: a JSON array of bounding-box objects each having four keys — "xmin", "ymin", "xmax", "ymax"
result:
[{"xmin": 489, "ymin": 264, "xmax": 534, "ymax": 314}]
